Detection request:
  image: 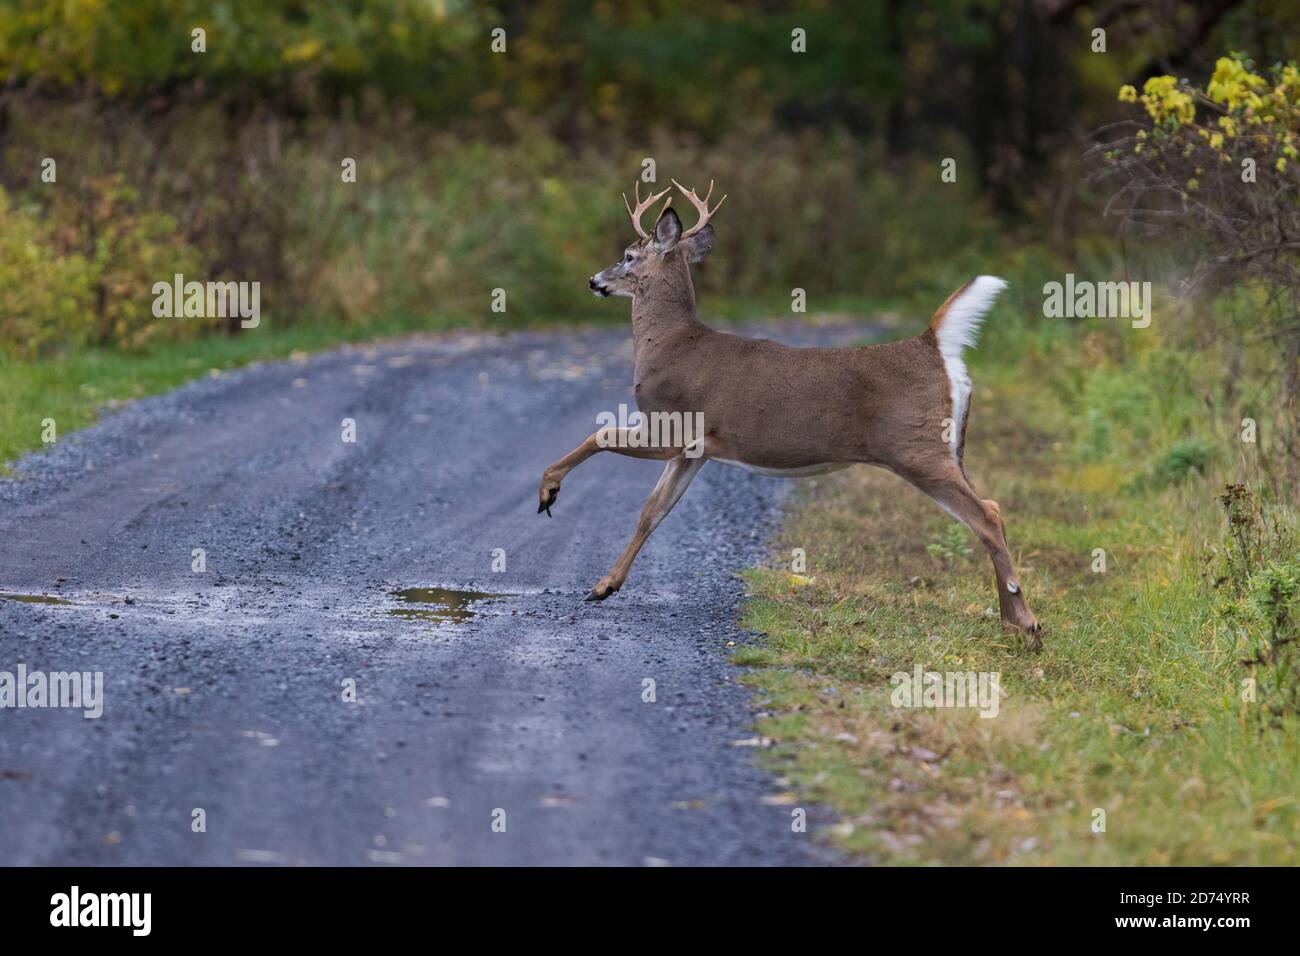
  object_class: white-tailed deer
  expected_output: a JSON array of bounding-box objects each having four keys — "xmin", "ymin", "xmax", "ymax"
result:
[{"xmin": 539, "ymin": 180, "xmax": 1041, "ymax": 648}]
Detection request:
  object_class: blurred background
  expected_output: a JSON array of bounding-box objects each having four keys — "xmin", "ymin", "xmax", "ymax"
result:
[
  {"xmin": 0, "ymin": 0, "xmax": 1298, "ymax": 493},
  {"xmin": 1, "ymin": 1, "xmax": 1294, "ymax": 329}
]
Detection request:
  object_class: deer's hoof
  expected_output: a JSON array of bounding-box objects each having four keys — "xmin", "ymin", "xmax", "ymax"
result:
[
  {"xmin": 584, "ymin": 583, "xmax": 617, "ymax": 602},
  {"xmin": 538, "ymin": 486, "xmax": 558, "ymax": 515},
  {"xmin": 1024, "ymin": 624, "xmax": 1043, "ymax": 652},
  {"xmin": 1002, "ymin": 617, "xmax": 1043, "ymax": 651}
]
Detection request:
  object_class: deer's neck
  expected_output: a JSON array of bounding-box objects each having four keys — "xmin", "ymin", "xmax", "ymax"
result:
[{"xmin": 630, "ymin": 255, "xmax": 702, "ymax": 360}]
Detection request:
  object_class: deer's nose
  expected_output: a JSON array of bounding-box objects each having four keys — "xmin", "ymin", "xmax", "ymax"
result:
[{"xmin": 589, "ymin": 276, "xmax": 599, "ymax": 289}]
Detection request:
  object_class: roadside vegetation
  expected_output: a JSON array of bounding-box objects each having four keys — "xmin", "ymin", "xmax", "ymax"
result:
[
  {"xmin": 739, "ymin": 241, "xmax": 1300, "ymax": 868},
  {"xmin": 0, "ymin": 311, "xmax": 467, "ymax": 469},
  {"xmin": 732, "ymin": 48, "xmax": 1300, "ymax": 866}
]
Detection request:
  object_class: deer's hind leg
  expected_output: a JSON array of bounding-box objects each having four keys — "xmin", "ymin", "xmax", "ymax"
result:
[
  {"xmin": 585, "ymin": 453, "xmax": 707, "ymax": 601},
  {"xmin": 898, "ymin": 463, "xmax": 1042, "ymax": 649},
  {"xmin": 538, "ymin": 427, "xmax": 677, "ymax": 515}
]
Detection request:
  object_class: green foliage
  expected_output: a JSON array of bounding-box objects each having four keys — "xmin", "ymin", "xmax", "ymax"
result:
[
  {"xmin": 0, "ymin": 307, "xmax": 468, "ymax": 471},
  {"xmin": 0, "ymin": 96, "xmax": 1007, "ymax": 354},
  {"xmin": 0, "ymin": 1, "xmax": 984, "ymax": 142},
  {"xmin": 51, "ymin": 176, "xmax": 206, "ymax": 350},
  {"xmin": 1104, "ymin": 54, "xmax": 1300, "ymax": 493},
  {"xmin": 1248, "ymin": 559, "xmax": 1300, "ymax": 632},
  {"xmin": 926, "ymin": 522, "xmax": 974, "ymax": 563},
  {"xmin": 0, "ymin": 0, "xmax": 485, "ymax": 107},
  {"xmin": 1215, "ymin": 484, "xmax": 1300, "ymax": 719},
  {"xmin": 0, "ymin": 189, "xmax": 92, "ymax": 358},
  {"xmin": 1151, "ymin": 438, "xmax": 1215, "ymax": 486},
  {"xmin": 0, "ymin": 178, "xmax": 202, "ymax": 359}
]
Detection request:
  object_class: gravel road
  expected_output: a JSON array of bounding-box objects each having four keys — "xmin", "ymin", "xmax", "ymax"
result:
[{"xmin": 0, "ymin": 318, "xmax": 871, "ymax": 866}]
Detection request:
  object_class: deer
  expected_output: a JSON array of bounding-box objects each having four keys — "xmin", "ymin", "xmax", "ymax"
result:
[{"xmin": 537, "ymin": 179, "xmax": 1042, "ymax": 649}]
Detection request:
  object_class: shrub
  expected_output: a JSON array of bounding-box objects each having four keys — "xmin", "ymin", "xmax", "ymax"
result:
[
  {"xmin": 47, "ymin": 176, "xmax": 206, "ymax": 349},
  {"xmin": 0, "ymin": 189, "xmax": 92, "ymax": 358},
  {"xmin": 1099, "ymin": 55, "xmax": 1300, "ymax": 497},
  {"xmin": 1214, "ymin": 484, "xmax": 1300, "ymax": 719},
  {"xmin": 0, "ymin": 176, "xmax": 205, "ymax": 357},
  {"xmin": 1151, "ymin": 438, "xmax": 1215, "ymax": 486},
  {"xmin": 0, "ymin": 98, "xmax": 1003, "ymax": 345}
]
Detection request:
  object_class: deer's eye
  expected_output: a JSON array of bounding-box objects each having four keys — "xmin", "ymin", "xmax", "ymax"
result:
[{"xmin": 623, "ymin": 252, "xmax": 634, "ymax": 263}]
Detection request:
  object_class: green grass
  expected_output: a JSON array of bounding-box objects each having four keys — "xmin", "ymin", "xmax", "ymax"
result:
[
  {"xmin": 0, "ymin": 311, "xmax": 480, "ymax": 471},
  {"xmin": 736, "ymin": 336, "xmax": 1300, "ymax": 865}
]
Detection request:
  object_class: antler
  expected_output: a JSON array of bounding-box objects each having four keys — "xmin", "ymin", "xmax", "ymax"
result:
[
  {"xmin": 671, "ymin": 179, "xmax": 727, "ymax": 238},
  {"xmin": 622, "ymin": 181, "xmax": 672, "ymax": 240}
]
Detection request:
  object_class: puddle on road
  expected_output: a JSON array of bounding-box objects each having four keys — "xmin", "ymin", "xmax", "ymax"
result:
[
  {"xmin": 0, "ymin": 592, "xmax": 72, "ymax": 606},
  {"xmin": 388, "ymin": 587, "xmax": 509, "ymax": 625}
]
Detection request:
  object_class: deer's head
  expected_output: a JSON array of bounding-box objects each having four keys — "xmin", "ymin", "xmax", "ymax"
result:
[{"xmin": 588, "ymin": 180, "xmax": 725, "ymax": 298}]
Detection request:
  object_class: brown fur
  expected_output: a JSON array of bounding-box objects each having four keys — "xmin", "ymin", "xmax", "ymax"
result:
[{"xmin": 543, "ymin": 201, "xmax": 1041, "ymax": 647}]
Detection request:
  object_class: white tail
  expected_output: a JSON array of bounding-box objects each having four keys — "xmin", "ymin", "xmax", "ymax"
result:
[
  {"xmin": 931, "ymin": 275, "xmax": 1007, "ymax": 362},
  {"xmin": 929, "ymin": 275, "xmax": 1007, "ymax": 467}
]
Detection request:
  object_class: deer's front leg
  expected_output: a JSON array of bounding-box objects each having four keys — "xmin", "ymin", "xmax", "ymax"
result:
[
  {"xmin": 585, "ymin": 454, "xmax": 707, "ymax": 601},
  {"xmin": 538, "ymin": 427, "xmax": 676, "ymax": 515}
]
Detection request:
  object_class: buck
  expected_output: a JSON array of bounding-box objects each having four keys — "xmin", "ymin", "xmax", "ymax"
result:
[{"xmin": 538, "ymin": 180, "xmax": 1041, "ymax": 648}]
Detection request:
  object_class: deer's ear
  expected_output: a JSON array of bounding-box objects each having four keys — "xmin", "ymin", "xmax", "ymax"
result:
[
  {"xmin": 653, "ymin": 207, "xmax": 682, "ymax": 249},
  {"xmin": 683, "ymin": 224, "xmax": 715, "ymax": 262}
]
